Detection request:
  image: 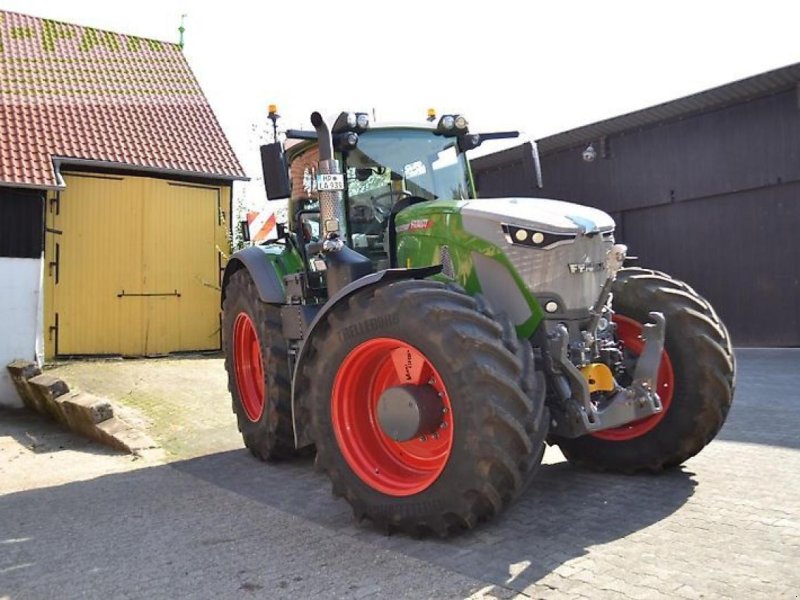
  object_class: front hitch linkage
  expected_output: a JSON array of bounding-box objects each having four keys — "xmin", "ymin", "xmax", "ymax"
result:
[{"xmin": 547, "ymin": 312, "xmax": 666, "ymax": 438}]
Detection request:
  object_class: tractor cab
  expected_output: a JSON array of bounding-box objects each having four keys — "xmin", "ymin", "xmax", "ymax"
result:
[
  {"xmin": 263, "ymin": 110, "xmax": 524, "ymax": 276},
  {"xmin": 284, "ymin": 123, "xmax": 475, "ymax": 270}
]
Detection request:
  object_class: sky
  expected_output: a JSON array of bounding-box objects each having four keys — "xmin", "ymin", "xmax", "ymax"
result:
[{"xmin": 3, "ymin": 0, "xmax": 800, "ymax": 207}]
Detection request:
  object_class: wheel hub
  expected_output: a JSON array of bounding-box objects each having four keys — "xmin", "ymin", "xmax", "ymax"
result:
[
  {"xmin": 331, "ymin": 337, "xmax": 454, "ymax": 496},
  {"xmin": 376, "ymin": 384, "xmax": 444, "ymax": 442}
]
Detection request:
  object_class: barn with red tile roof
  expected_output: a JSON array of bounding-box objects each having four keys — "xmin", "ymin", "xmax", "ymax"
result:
[{"xmin": 0, "ymin": 10, "xmax": 246, "ymax": 406}]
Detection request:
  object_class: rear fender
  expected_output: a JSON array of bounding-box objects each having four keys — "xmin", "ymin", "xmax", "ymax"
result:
[{"xmin": 222, "ymin": 245, "xmax": 287, "ymax": 305}]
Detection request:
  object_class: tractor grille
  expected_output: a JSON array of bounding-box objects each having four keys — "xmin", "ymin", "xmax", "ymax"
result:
[{"xmin": 504, "ymin": 234, "xmax": 612, "ymax": 311}]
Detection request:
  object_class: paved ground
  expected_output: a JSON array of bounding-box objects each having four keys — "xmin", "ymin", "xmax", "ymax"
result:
[
  {"xmin": 45, "ymin": 355, "xmax": 239, "ymax": 458},
  {"xmin": 1, "ymin": 349, "xmax": 798, "ymax": 599}
]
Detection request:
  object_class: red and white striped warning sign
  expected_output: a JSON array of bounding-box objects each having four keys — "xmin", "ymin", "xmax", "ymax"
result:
[{"xmin": 247, "ymin": 210, "xmax": 277, "ymax": 243}]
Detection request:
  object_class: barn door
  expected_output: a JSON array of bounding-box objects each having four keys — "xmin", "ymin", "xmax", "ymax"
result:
[
  {"xmin": 45, "ymin": 174, "xmax": 146, "ymax": 356},
  {"xmin": 44, "ymin": 173, "xmax": 228, "ymax": 358},
  {"xmin": 140, "ymin": 179, "xmax": 223, "ymax": 355}
]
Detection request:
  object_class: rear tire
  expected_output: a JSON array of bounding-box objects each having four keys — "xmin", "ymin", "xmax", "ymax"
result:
[
  {"xmin": 222, "ymin": 269, "xmax": 295, "ymax": 461},
  {"xmin": 306, "ymin": 280, "xmax": 548, "ymax": 536},
  {"xmin": 554, "ymin": 268, "xmax": 735, "ymax": 473}
]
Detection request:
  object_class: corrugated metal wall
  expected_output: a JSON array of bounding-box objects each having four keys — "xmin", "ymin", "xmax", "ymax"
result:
[
  {"xmin": 471, "ymin": 88, "xmax": 800, "ymax": 346},
  {"xmin": 44, "ymin": 172, "xmax": 230, "ymax": 357},
  {"xmin": 471, "ymin": 143, "xmax": 538, "ymax": 199}
]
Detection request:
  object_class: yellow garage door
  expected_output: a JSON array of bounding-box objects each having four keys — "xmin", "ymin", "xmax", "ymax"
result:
[{"xmin": 44, "ymin": 173, "xmax": 229, "ymax": 357}]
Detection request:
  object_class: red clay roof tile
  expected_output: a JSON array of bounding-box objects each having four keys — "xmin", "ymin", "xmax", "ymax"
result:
[{"xmin": 0, "ymin": 10, "xmax": 245, "ymax": 188}]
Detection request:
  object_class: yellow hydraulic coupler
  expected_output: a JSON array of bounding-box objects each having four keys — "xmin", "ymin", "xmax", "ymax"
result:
[{"xmin": 580, "ymin": 363, "xmax": 616, "ymax": 394}]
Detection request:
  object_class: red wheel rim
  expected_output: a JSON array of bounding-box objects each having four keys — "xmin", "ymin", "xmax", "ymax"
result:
[
  {"xmin": 331, "ymin": 338, "xmax": 454, "ymax": 497},
  {"xmin": 233, "ymin": 312, "xmax": 265, "ymax": 423},
  {"xmin": 592, "ymin": 314, "xmax": 675, "ymax": 441}
]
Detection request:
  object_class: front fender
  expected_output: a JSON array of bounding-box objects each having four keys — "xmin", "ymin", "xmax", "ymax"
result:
[{"xmin": 291, "ymin": 265, "xmax": 442, "ymax": 448}]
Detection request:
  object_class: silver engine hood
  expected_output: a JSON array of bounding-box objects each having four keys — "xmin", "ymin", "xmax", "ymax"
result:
[
  {"xmin": 459, "ymin": 197, "xmax": 615, "ymax": 320},
  {"xmin": 461, "ymin": 197, "xmax": 615, "ymax": 235}
]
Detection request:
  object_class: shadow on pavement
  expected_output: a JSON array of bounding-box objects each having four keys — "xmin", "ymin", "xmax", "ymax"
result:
[
  {"xmin": 171, "ymin": 447, "xmax": 697, "ymax": 593},
  {"xmin": 0, "ymin": 444, "xmax": 695, "ymax": 597},
  {"xmin": 0, "ymin": 407, "xmax": 120, "ymax": 457}
]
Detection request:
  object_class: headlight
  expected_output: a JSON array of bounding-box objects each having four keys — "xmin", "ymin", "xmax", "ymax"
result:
[
  {"xmin": 346, "ymin": 112, "xmax": 357, "ymax": 128},
  {"xmin": 454, "ymin": 115, "xmax": 468, "ymax": 130},
  {"xmin": 441, "ymin": 115, "xmax": 455, "ymax": 130},
  {"xmin": 501, "ymin": 224, "xmax": 576, "ymax": 249},
  {"xmin": 356, "ymin": 113, "xmax": 369, "ymax": 129}
]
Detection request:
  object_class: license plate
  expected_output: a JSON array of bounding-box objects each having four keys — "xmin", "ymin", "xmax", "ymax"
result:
[{"xmin": 316, "ymin": 173, "xmax": 345, "ymax": 191}]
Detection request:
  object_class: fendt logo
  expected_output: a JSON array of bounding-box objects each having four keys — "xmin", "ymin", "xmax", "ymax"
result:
[
  {"xmin": 568, "ymin": 261, "xmax": 605, "ymax": 274},
  {"xmin": 0, "ymin": 13, "xmax": 165, "ymax": 54}
]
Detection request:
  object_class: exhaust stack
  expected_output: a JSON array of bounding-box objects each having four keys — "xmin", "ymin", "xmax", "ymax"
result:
[{"xmin": 310, "ymin": 111, "xmax": 345, "ymax": 245}]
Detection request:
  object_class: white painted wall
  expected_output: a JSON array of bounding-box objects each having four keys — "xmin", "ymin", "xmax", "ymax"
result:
[{"xmin": 0, "ymin": 257, "xmax": 43, "ymax": 408}]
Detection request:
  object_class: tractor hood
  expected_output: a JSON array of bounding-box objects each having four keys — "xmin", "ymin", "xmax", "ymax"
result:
[{"xmin": 460, "ymin": 197, "xmax": 615, "ymax": 235}]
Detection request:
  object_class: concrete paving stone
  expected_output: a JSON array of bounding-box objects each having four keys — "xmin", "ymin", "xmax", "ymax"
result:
[{"xmin": 524, "ymin": 587, "xmax": 572, "ymax": 600}]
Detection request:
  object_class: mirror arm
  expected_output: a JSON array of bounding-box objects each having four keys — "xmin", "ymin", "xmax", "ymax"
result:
[
  {"xmin": 458, "ymin": 131, "xmax": 520, "ymax": 152},
  {"xmin": 285, "ymin": 129, "xmax": 318, "ymax": 141}
]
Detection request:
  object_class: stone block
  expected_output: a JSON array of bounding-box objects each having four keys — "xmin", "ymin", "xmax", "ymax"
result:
[
  {"xmin": 6, "ymin": 360, "xmax": 43, "ymax": 412},
  {"xmin": 60, "ymin": 391, "xmax": 114, "ymax": 428},
  {"xmin": 95, "ymin": 417, "xmax": 155, "ymax": 455},
  {"xmin": 28, "ymin": 374, "xmax": 70, "ymax": 425}
]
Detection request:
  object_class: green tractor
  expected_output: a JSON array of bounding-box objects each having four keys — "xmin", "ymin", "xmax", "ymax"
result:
[{"xmin": 221, "ymin": 109, "xmax": 734, "ymax": 536}]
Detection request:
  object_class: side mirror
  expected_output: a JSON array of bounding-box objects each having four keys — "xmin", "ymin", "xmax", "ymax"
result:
[
  {"xmin": 458, "ymin": 133, "xmax": 482, "ymax": 152},
  {"xmin": 260, "ymin": 143, "xmax": 291, "ymax": 200}
]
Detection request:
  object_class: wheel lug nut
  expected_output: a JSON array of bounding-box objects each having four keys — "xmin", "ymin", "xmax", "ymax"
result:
[
  {"xmin": 428, "ymin": 378, "xmax": 435, "ymax": 385},
  {"xmin": 441, "ymin": 406, "xmax": 448, "ymax": 413},
  {"xmin": 419, "ymin": 435, "xmax": 426, "ymax": 442},
  {"xmin": 440, "ymin": 422, "xmax": 448, "ymax": 429}
]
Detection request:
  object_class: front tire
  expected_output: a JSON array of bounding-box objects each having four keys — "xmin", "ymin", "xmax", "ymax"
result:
[
  {"xmin": 222, "ymin": 269, "xmax": 295, "ymax": 460},
  {"xmin": 306, "ymin": 280, "xmax": 548, "ymax": 536},
  {"xmin": 554, "ymin": 268, "xmax": 735, "ymax": 472}
]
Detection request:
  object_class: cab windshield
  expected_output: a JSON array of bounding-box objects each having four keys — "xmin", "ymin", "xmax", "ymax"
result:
[
  {"xmin": 344, "ymin": 128, "xmax": 473, "ymax": 203},
  {"xmin": 342, "ymin": 128, "xmax": 473, "ymax": 264}
]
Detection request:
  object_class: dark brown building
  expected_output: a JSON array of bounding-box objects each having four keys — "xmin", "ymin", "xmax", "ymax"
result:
[{"xmin": 472, "ymin": 63, "xmax": 800, "ymax": 347}]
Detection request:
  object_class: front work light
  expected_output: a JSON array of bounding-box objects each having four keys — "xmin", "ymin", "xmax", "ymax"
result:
[
  {"xmin": 337, "ymin": 131, "xmax": 359, "ymax": 151},
  {"xmin": 333, "ymin": 111, "xmax": 370, "ymax": 133},
  {"xmin": 436, "ymin": 114, "xmax": 468, "ymax": 136}
]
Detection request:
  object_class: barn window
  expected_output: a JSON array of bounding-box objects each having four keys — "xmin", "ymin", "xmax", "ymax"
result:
[{"xmin": 0, "ymin": 189, "xmax": 44, "ymax": 258}]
